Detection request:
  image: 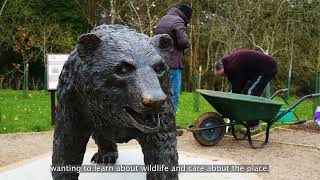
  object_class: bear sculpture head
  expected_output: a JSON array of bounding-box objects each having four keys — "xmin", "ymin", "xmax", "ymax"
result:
[{"xmin": 68, "ymin": 25, "xmax": 174, "ymax": 133}]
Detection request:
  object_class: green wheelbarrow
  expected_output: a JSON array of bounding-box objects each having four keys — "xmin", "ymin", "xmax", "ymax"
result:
[{"xmin": 187, "ymin": 89, "xmax": 320, "ymax": 149}]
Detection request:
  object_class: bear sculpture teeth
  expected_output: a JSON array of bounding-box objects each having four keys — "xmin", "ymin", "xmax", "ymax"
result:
[{"xmin": 125, "ymin": 106, "xmax": 161, "ymax": 133}]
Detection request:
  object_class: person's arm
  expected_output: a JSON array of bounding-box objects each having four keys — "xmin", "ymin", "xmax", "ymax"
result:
[
  {"xmin": 231, "ymin": 80, "xmax": 247, "ymax": 94},
  {"xmin": 229, "ymin": 71, "xmax": 247, "ymax": 94},
  {"xmin": 173, "ymin": 20, "xmax": 190, "ymax": 50}
]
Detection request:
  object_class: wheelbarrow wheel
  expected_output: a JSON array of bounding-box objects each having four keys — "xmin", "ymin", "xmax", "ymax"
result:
[{"xmin": 192, "ymin": 112, "xmax": 226, "ymax": 146}]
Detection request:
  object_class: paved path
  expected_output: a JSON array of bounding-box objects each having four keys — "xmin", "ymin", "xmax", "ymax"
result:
[
  {"xmin": 0, "ymin": 147, "xmax": 259, "ymax": 180},
  {"xmin": 1, "ymin": 128, "xmax": 319, "ymax": 180}
]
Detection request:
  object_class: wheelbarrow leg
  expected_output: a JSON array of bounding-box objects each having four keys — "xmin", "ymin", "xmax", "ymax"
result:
[
  {"xmin": 265, "ymin": 122, "xmax": 271, "ymax": 144},
  {"xmin": 246, "ymin": 122, "xmax": 271, "ymax": 149},
  {"xmin": 231, "ymin": 123, "xmax": 237, "ymax": 138}
]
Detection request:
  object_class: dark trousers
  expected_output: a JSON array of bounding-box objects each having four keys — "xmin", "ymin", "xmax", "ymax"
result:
[{"xmin": 243, "ymin": 68, "xmax": 277, "ymax": 126}]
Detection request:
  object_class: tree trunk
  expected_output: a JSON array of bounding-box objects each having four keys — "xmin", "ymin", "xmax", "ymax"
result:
[{"xmin": 110, "ymin": 0, "xmax": 115, "ymax": 24}]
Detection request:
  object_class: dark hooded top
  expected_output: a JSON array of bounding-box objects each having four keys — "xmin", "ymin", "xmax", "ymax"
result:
[
  {"xmin": 222, "ymin": 50, "xmax": 277, "ymax": 93},
  {"xmin": 155, "ymin": 7, "xmax": 190, "ymax": 69}
]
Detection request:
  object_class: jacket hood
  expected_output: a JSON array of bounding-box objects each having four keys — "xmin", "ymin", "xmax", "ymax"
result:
[{"xmin": 167, "ymin": 7, "xmax": 190, "ymax": 24}]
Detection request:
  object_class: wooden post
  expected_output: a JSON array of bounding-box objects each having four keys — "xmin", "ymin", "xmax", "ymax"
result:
[
  {"xmin": 50, "ymin": 90, "xmax": 56, "ymax": 125},
  {"xmin": 198, "ymin": 66, "xmax": 202, "ymax": 89},
  {"xmin": 315, "ymin": 71, "xmax": 320, "ymax": 112}
]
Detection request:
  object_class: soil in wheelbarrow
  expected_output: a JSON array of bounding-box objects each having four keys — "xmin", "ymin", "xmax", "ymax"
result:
[{"xmin": 289, "ymin": 121, "xmax": 320, "ymax": 134}]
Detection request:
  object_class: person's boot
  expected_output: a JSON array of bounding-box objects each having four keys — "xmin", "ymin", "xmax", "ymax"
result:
[
  {"xmin": 240, "ymin": 125, "xmax": 261, "ymax": 135},
  {"xmin": 176, "ymin": 125, "xmax": 183, "ymax": 136}
]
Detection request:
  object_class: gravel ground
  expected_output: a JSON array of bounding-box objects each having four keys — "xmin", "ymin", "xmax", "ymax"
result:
[
  {"xmin": 0, "ymin": 128, "xmax": 319, "ymax": 180},
  {"xmin": 289, "ymin": 121, "xmax": 320, "ymax": 134}
]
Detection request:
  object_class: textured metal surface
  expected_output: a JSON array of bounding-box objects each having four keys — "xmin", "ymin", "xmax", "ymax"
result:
[{"xmin": 52, "ymin": 25, "xmax": 178, "ymax": 180}]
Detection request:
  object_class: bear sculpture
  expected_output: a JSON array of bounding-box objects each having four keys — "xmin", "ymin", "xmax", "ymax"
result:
[{"xmin": 52, "ymin": 24, "xmax": 178, "ymax": 180}]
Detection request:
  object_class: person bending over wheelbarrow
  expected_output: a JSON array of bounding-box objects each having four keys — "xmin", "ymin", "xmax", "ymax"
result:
[{"xmin": 214, "ymin": 49, "xmax": 278, "ymax": 134}]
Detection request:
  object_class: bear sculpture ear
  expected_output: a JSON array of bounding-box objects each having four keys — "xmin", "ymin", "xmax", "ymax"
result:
[
  {"xmin": 151, "ymin": 34, "xmax": 173, "ymax": 51},
  {"xmin": 77, "ymin": 33, "xmax": 101, "ymax": 57}
]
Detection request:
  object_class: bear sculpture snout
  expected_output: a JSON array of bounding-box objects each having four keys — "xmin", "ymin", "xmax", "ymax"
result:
[{"xmin": 141, "ymin": 90, "xmax": 166, "ymax": 112}]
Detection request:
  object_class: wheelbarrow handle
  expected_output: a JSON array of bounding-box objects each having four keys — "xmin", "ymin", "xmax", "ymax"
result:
[
  {"xmin": 270, "ymin": 88, "xmax": 289, "ymax": 99},
  {"xmin": 311, "ymin": 93, "xmax": 320, "ymax": 97},
  {"xmin": 271, "ymin": 93, "xmax": 317, "ymax": 124}
]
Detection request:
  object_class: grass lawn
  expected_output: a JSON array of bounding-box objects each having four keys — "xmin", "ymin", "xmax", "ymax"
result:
[
  {"xmin": 0, "ymin": 89, "xmax": 316, "ymax": 134},
  {"xmin": 0, "ymin": 90, "xmax": 52, "ymax": 134}
]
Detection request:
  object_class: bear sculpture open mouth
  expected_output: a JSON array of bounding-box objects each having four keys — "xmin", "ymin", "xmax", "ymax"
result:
[{"xmin": 124, "ymin": 106, "xmax": 161, "ymax": 133}]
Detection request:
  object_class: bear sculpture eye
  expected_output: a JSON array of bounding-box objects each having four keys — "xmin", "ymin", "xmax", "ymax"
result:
[
  {"xmin": 114, "ymin": 62, "xmax": 135, "ymax": 77},
  {"xmin": 153, "ymin": 62, "xmax": 167, "ymax": 75}
]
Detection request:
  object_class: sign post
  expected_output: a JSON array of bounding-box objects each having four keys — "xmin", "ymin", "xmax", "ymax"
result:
[
  {"xmin": 50, "ymin": 90, "xmax": 56, "ymax": 125},
  {"xmin": 47, "ymin": 54, "xmax": 68, "ymax": 125}
]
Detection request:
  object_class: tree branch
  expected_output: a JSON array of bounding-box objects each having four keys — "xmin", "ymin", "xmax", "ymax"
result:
[
  {"xmin": 0, "ymin": 0, "xmax": 8, "ymax": 17},
  {"xmin": 129, "ymin": 0, "xmax": 142, "ymax": 32}
]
